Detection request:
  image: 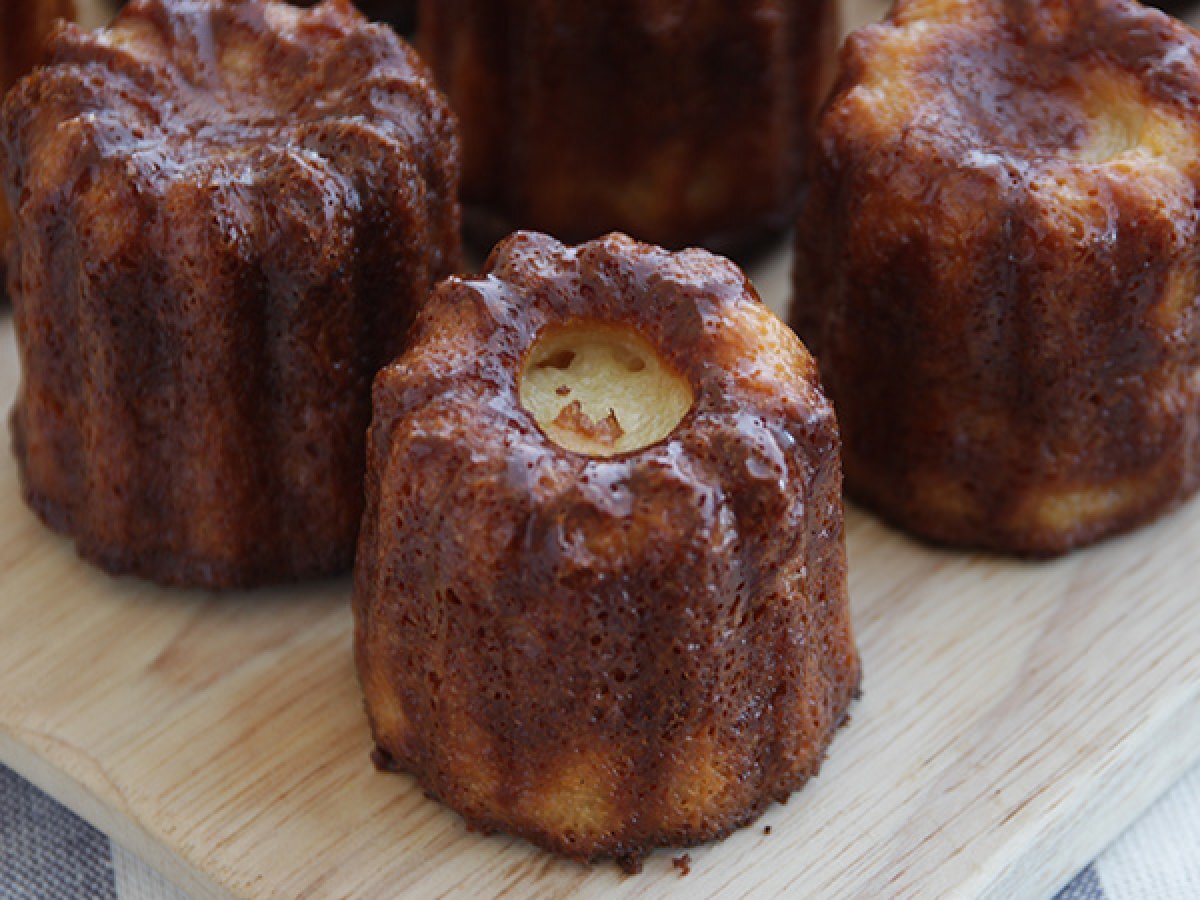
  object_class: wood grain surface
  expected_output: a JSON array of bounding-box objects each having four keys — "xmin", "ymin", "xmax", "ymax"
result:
[{"xmin": 4, "ymin": 1, "xmax": 1200, "ymax": 898}]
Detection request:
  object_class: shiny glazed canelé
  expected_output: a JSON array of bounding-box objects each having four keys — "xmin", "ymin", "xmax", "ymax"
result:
[
  {"xmin": 0, "ymin": 0, "xmax": 460, "ymax": 587},
  {"xmin": 418, "ymin": 0, "xmax": 839, "ymax": 253},
  {"xmin": 354, "ymin": 232, "xmax": 860, "ymax": 868},
  {"xmin": 791, "ymin": 0, "xmax": 1200, "ymax": 555}
]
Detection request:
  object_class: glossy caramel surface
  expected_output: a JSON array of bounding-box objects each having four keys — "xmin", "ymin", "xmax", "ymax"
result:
[
  {"xmin": 0, "ymin": 0, "xmax": 461, "ymax": 586},
  {"xmin": 792, "ymin": 0, "xmax": 1200, "ymax": 555},
  {"xmin": 355, "ymin": 231, "xmax": 860, "ymax": 868}
]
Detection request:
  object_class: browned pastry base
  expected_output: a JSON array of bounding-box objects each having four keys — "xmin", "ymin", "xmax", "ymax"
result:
[
  {"xmin": 1, "ymin": 0, "xmax": 460, "ymax": 588},
  {"xmin": 791, "ymin": 0, "xmax": 1200, "ymax": 556},
  {"xmin": 418, "ymin": 0, "xmax": 838, "ymax": 254},
  {"xmin": 355, "ymin": 231, "xmax": 860, "ymax": 868}
]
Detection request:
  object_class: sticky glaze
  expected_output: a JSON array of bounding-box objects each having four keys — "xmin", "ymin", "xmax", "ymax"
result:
[{"xmin": 354, "ymin": 231, "xmax": 860, "ymax": 869}]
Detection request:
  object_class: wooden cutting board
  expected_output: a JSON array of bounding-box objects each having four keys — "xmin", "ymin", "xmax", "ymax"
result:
[
  {"xmin": 5, "ymin": 1, "xmax": 1200, "ymax": 898},
  {"xmin": 4, "ymin": 264, "xmax": 1200, "ymax": 898}
]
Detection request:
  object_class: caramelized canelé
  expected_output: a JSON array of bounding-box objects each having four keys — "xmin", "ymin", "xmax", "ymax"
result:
[
  {"xmin": 792, "ymin": 0, "xmax": 1200, "ymax": 555},
  {"xmin": 355, "ymin": 232, "xmax": 860, "ymax": 868},
  {"xmin": 0, "ymin": 0, "xmax": 460, "ymax": 587},
  {"xmin": 418, "ymin": 0, "xmax": 839, "ymax": 253}
]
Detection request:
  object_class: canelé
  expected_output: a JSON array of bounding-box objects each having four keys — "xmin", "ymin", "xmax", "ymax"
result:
[
  {"xmin": 0, "ymin": 0, "xmax": 460, "ymax": 587},
  {"xmin": 355, "ymin": 231, "xmax": 860, "ymax": 868},
  {"xmin": 791, "ymin": 0, "xmax": 1200, "ymax": 555},
  {"xmin": 418, "ymin": 0, "xmax": 839, "ymax": 253}
]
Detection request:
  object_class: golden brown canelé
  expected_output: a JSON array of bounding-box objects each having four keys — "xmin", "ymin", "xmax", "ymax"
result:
[
  {"xmin": 0, "ymin": 0, "xmax": 460, "ymax": 588},
  {"xmin": 418, "ymin": 0, "xmax": 839, "ymax": 254},
  {"xmin": 354, "ymin": 231, "xmax": 860, "ymax": 869},
  {"xmin": 791, "ymin": 0, "xmax": 1200, "ymax": 556},
  {"xmin": 0, "ymin": 0, "xmax": 75, "ymax": 289}
]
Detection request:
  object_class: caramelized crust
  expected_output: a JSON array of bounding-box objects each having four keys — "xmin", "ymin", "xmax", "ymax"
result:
[
  {"xmin": 791, "ymin": 0, "xmax": 1200, "ymax": 555},
  {"xmin": 1, "ymin": 0, "xmax": 75, "ymax": 291},
  {"xmin": 354, "ymin": 232, "xmax": 860, "ymax": 867},
  {"xmin": 418, "ymin": 0, "xmax": 839, "ymax": 253},
  {"xmin": 0, "ymin": 0, "xmax": 461, "ymax": 587}
]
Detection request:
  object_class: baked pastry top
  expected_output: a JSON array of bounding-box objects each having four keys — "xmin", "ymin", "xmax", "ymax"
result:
[
  {"xmin": 1, "ymin": 0, "xmax": 461, "ymax": 587},
  {"xmin": 791, "ymin": 0, "xmax": 1200, "ymax": 554}
]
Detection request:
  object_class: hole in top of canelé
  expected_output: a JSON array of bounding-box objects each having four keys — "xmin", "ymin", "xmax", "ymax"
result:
[{"xmin": 518, "ymin": 322, "xmax": 694, "ymax": 458}]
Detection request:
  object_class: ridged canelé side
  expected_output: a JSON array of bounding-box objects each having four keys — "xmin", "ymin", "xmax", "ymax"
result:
[
  {"xmin": 792, "ymin": 0, "xmax": 1200, "ymax": 554},
  {"xmin": 355, "ymin": 231, "xmax": 860, "ymax": 868},
  {"xmin": 1, "ymin": 0, "xmax": 461, "ymax": 586}
]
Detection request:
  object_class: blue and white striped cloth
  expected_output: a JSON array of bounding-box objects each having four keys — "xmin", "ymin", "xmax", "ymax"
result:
[{"xmin": 4, "ymin": 761, "xmax": 1200, "ymax": 898}]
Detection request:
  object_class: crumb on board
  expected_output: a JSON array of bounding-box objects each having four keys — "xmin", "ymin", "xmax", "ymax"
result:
[
  {"xmin": 618, "ymin": 853, "xmax": 644, "ymax": 875},
  {"xmin": 672, "ymin": 853, "xmax": 692, "ymax": 877},
  {"xmin": 763, "ymin": 825, "xmax": 772, "ymax": 835}
]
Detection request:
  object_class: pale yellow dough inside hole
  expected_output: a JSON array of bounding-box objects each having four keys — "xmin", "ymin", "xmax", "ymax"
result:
[
  {"xmin": 1078, "ymin": 68, "xmax": 1191, "ymax": 166},
  {"xmin": 519, "ymin": 323, "xmax": 693, "ymax": 458}
]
